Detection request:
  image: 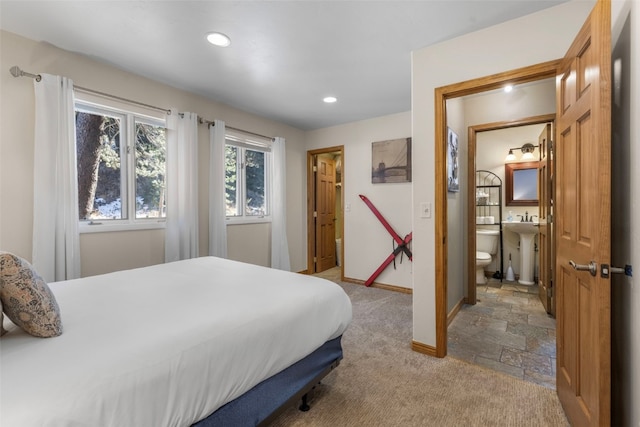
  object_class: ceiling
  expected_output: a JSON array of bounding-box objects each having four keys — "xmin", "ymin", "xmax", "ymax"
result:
[{"xmin": 0, "ymin": 1, "xmax": 567, "ymax": 130}]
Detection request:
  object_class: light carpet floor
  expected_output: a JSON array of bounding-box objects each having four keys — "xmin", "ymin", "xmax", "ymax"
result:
[{"xmin": 270, "ymin": 276, "xmax": 569, "ymax": 426}]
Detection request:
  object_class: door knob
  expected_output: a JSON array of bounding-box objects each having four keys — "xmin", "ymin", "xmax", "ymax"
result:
[{"xmin": 569, "ymin": 260, "xmax": 597, "ymax": 276}]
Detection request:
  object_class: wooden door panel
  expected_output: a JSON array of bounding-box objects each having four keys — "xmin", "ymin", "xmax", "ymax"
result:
[
  {"xmin": 577, "ymin": 113, "xmax": 596, "ymax": 245},
  {"xmin": 555, "ymin": 0, "xmax": 611, "ymax": 425},
  {"xmin": 557, "ymin": 265, "xmax": 577, "ymax": 387},
  {"xmin": 579, "ymin": 278, "xmax": 597, "ymax": 415},
  {"xmin": 538, "ymin": 123, "xmax": 552, "ymax": 312},
  {"xmin": 538, "ymin": 223, "xmax": 550, "ymax": 309},
  {"xmin": 315, "ymin": 157, "xmax": 336, "ymax": 272},
  {"xmin": 557, "ymin": 125, "xmax": 576, "ymax": 241}
]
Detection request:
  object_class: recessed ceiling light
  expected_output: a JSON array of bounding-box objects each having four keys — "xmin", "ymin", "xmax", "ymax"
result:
[
  {"xmin": 504, "ymin": 84, "xmax": 513, "ymax": 93},
  {"xmin": 206, "ymin": 32, "xmax": 231, "ymax": 47},
  {"xmin": 323, "ymin": 96, "xmax": 337, "ymax": 103}
]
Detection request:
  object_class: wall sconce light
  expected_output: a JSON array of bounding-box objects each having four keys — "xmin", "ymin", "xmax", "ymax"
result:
[{"xmin": 505, "ymin": 142, "xmax": 537, "ymax": 162}]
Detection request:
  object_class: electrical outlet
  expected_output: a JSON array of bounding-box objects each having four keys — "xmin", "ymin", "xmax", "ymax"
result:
[{"xmin": 420, "ymin": 202, "xmax": 431, "ymax": 218}]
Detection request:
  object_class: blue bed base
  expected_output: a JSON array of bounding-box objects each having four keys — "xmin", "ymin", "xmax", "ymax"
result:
[{"xmin": 192, "ymin": 336, "xmax": 343, "ymax": 427}]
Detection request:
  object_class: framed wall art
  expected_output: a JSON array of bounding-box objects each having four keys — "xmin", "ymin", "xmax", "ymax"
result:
[
  {"xmin": 447, "ymin": 127, "xmax": 459, "ymax": 192},
  {"xmin": 371, "ymin": 137, "xmax": 412, "ymax": 184}
]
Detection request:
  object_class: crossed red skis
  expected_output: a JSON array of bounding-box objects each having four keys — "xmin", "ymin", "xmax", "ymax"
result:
[{"xmin": 359, "ymin": 194, "xmax": 412, "ymax": 287}]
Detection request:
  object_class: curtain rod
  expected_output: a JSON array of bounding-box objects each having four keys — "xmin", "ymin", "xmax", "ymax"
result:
[
  {"xmin": 9, "ymin": 65, "xmax": 41, "ymax": 82},
  {"xmin": 11, "ymin": 65, "xmax": 274, "ymax": 140},
  {"xmin": 198, "ymin": 117, "xmax": 273, "ymax": 141},
  {"xmin": 11, "ymin": 65, "xmax": 170, "ymax": 114},
  {"xmin": 74, "ymin": 86, "xmax": 171, "ymax": 115},
  {"xmin": 227, "ymin": 125, "xmax": 273, "ymax": 141}
]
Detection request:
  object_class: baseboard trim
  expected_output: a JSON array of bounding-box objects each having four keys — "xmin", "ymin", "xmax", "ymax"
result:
[
  {"xmin": 447, "ymin": 298, "xmax": 465, "ymax": 326},
  {"xmin": 297, "ymin": 269, "xmax": 310, "ymax": 275},
  {"xmin": 342, "ymin": 276, "xmax": 412, "ymax": 294},
  {"xmin": 411, "ymin": 340, "xmax": 438, "ymax": 357}
]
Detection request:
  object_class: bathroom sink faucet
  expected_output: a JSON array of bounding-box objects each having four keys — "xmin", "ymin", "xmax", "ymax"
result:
[
  {"xmin": 524, "ymin": 211, "xmax": 529, "ymax": 222},
  {"xmin": 530, "ymin": 215, "xmax": 538, "ymax": 222}
]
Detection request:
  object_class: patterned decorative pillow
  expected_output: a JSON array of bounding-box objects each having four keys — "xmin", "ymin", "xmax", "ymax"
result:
[{"xmin": 0, "ymin": 252, "xmax": 63, "ymax": 338}]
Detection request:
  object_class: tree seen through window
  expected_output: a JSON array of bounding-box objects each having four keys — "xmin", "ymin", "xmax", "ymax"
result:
[{"xmin": 75, "ymin": 106, "xmax": 166, "ymax": 221}]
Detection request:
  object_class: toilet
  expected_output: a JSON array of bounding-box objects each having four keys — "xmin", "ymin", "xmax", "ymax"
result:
[{"xmin": 476, "ymin": 229, "xmax": 500, "ymax": 284}]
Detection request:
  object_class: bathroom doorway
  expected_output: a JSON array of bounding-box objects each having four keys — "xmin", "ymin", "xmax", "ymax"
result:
[
  {"xmin": 441, "ymin": 78, "xmax": 559, "ymax": 387},
  {"xmin": 433, "ymin": 62, "xmax": 562, "ymax": 389},
  {"xmin": 433, "ymin": 60, "xmax": 560, "ymax": 358},
  {"xmin": 306, "ymin": 146, "xmax": 344, "ymax": 277},
  {"xmin": 466, "ymin": 116, "xmax": 555, "ymax": 307},
  {"xmin": 449, "ymin": 114, "xmax": 558, "ymax": 389}
]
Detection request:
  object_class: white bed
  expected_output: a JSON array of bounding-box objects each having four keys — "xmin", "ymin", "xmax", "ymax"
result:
[{"xmin": 1, "ymin": 256, "xmax": 352, "ymax": 426}]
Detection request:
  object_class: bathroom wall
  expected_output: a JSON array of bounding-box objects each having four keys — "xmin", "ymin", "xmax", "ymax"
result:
[{"xmin": 446, "ymin": 98, "xmax": 466, "ymax": 312}]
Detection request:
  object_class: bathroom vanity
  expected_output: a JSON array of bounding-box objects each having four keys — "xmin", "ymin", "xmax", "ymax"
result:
[{"xmin": 502, "ymin": 219, "xmax": 540, "ymax": 285}]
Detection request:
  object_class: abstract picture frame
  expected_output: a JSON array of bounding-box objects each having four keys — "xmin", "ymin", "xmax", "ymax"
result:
[{"xmin": 447, "ymin": 128, "xmax": 459, "ymax": 192}]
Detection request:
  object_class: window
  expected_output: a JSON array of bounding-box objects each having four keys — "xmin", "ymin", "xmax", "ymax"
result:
[
  {"xmin": 225, "ymin": 132, "xmax": 271, "ymax": 222},
  {"xmin": 75, "ymin": 98, "xmax": 166, "ymax": 231}
]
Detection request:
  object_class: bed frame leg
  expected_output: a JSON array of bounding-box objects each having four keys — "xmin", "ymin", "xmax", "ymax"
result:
[{"xmin": 299, "ymin": 393, "xmax": 311, "ymax": 412}]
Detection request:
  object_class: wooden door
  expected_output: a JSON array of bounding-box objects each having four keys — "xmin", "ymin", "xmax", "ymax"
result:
[
  {"xmin": 538, "ymin": 123, "xmax": 553, "ymax": 314},
  {"xmin": 555, "ymin": 0, "xmax": 611, "ymax": 425},
  {"xmin": 315, "ymin": 156, "xmax": 336, "ymax": 272}
]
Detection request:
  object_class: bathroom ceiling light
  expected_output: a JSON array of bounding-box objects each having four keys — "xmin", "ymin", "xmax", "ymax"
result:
[
  {"xmin": 504, "ymin": 85, "xmax": 513, "ymax": 93},
  {"xmin": 206, "ymin": 32, "xmax": 231, "ymax": 47},
  {"xmin": 323, "ymin": 96, "xmax": 337, "ymax": 103}
]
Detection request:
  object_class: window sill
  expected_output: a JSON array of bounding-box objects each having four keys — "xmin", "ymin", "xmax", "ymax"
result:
[
  {"xmin": 79, "ymin": 220, "xmax": 166, "ymax": 234},
  {"xmin": 225, "ymin": 216, "xmax": 272, "ymax": 225}
]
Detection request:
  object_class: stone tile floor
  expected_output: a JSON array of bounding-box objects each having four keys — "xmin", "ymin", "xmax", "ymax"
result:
[
  {"xmin": 314, "ymin": 267, "xmax": 557, "ymax": 389},
  {"xmin": 447, "ymin": 279, "xmax": 557, "ymax": 389}
]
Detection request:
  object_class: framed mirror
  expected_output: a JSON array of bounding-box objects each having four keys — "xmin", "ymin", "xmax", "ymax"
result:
[{"xmin": 505, "ymin": 161, "xmax": 539, "ymax": 206}]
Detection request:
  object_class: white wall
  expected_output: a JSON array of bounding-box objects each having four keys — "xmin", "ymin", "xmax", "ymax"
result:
[
  {"xmin": 0, "ymin": 30, "xmax": 308, "ymax": 275},
  {"xmin": 445, "ymin": 98, "xmax": 466, "ymax": 310},
  {"xmin": 610, "ymin": 0, "xmax": 639, "ymax": 424},
  {"xmin": 306, "ymin": 112, "xmax": 412, "ymax": 288},
  {"xmin": 463, "ymin": 79, "xmax": 556, "ymax": 125},
  {"xmin": 411, "ymin": 0, "xmax": 594, "ymax": 345}
]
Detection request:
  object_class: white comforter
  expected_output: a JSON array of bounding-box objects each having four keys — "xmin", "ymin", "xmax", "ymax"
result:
[{"xmin": 1, "ymin": 257, "xmax": 352, "ymax": 427}]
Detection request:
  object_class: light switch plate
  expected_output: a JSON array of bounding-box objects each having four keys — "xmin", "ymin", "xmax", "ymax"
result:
[{"xmin": 420, "ymin": 202, "xmax": 431, "ymax": 218}]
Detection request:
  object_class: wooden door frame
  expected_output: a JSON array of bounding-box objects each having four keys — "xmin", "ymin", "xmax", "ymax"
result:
[
  {"xmin": 306, "ymin": 145, "xmax": 344, "ymax": 278},
  {"xmin": 466, "ymin": 114, "xmax": 556, "ymax": 305},
  {"xmin": 434, "ymin": 59, "xmax": 561, "ymax": 357}
]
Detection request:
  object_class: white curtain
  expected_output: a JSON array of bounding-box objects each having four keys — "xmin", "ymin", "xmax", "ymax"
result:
[
  {"xmin": 165, "ymin": 110, "xmax": 199, "ymax": 262},
  {"xmin": 208, "ymin": 120, "xmax": 228, "ymax": 258},
  {"xmin": 32, "ymin": 74, "xmax": 81, "ymax": 282},
  {"xmin": 271, "ymin": 137, "xmax": 291, "ymax": 271}
]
